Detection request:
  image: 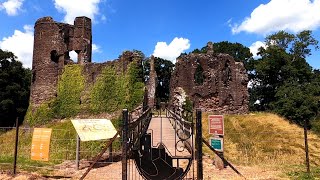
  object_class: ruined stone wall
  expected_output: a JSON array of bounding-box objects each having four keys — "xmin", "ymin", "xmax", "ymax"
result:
[
  {"xmin": 147, "ymin": 56, "xmax": 157, "ymax": 108},
  {"xmin": 30, "ymin": 16, "xmax": 92, "ymax": 107},
  {"xmin": 170, "ymin": 43, "xmax": 249, "ymax": 114}
]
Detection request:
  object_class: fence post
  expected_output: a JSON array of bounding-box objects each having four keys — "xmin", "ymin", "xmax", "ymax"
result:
[
  {"xmin": 304, "ymin": 119, "xmax": 310, "ymax": 174},
  {"xmin": 196, "ymin": 109, "xmax": 203, "ymax": 180},
  {"xmin": 13, "ymin": 117, "xmax": 19, "ymax": 175},
  {"xmin": 122, "ymin": 109, "xmax": 128, "ymax": 180},
  {"xmin": 76, "ymin": 135, "xmax": 80, "ymax": 170}
]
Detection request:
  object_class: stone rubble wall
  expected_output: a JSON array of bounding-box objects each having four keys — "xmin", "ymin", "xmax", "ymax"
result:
[{"xmin": 170, "ymin": 43, "xmax": 249, "ymax": 114}]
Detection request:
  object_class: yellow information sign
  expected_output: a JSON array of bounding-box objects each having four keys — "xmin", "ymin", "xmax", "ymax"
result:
[
  {"xmin": 31, "ymin": 128, "xmax": 52, "ymax": 161},
  {"xmin": 71, "ymin": 119, "xmax": 118, "ymax": 141}
]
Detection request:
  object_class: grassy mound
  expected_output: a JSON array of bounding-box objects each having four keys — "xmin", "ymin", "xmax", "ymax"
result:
[{"xmin": 202, "ymin": 112, "xmax": 320, "ymax": 178}]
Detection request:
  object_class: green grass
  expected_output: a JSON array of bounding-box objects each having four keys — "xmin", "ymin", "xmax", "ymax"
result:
[{"xmin": 286, "ymin": 165, "xmax": 320, "ymax": 179}]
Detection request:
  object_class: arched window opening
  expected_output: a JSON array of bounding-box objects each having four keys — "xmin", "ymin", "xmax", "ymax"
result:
[
  {"xmin": 50, "ymin": 50, "xmax": 59, "ymax": 63},
  {"xmin": 194, "ymin": 63, "xmax": 205, "ymax": 85}
]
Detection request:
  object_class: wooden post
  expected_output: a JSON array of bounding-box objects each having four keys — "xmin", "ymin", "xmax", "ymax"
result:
[
  {"xmin": 304, "ymin": 119, "xmax": 310, "ymax": 174},
  {"xmin": 196, "ymin": 109, "xmax": 203, "ymax": 180},
  {"xmin": 122, "ymin": 109, "xmax": 128, "ymax": 180},
  {"xmin": 13, "ymin": 117, "xmax": 19, "ymax": 175},
  {"xmin": 109, "ymin": 142, "xmax": 113, "ymax": 162}
]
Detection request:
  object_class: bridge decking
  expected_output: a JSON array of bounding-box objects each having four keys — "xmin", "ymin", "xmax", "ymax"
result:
[{"xmin": 147, "ymin": 115, "xmax": 191, "ymax": 157}]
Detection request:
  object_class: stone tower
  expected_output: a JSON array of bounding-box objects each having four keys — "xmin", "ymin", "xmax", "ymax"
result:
[{"xmin": 30, "ymin": 16, "xmax": 92, "ymax": 107}]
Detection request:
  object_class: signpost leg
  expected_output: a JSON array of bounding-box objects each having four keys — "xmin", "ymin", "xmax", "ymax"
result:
[
  {"xmin": 76, "ymin": 135, "xmax": 80, "ymax": 170},
  {"xmin": 196, "ymin": 109, "xmax": 203, "ymax": 180},
  {"xmin": 109, "ymin": 142, "xmax": 113, "ymax": 162}
]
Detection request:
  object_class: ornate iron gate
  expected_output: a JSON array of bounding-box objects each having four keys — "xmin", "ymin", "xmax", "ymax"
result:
[{"xmin": 124, "ymin": 104, "xmax": 195, "ymax": 179}]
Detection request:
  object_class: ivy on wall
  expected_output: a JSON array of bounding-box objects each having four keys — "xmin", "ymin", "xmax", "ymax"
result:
[
  {"xmin": 26, "ymin": 56, "xmax": 145, "ymax": 125},
  {"xmin": 90, "ymin": 60, "xmax": 144, "ymax": 113},
  {"xmin": 90, "ymin": 66, "xmax": 123, "ymax": 113},
  {"xmin": 52, "ymin": 65, "xmax": 85, "ymax": 118}
]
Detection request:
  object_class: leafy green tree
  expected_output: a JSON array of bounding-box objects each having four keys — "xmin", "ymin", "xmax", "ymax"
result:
[
  {"xmin": 252, "ymin": 30, "xmax": 319, "ymax": 126},
  {"xmin": 273, "ymin": 81, "xmax": 318, "ymax": 126},
  {"xmin": 0, "ymin": 49, "xmax": 31, "ymax": 127},
  {"xmin": 144, "ymin": 57, "xmax": 174, "ymax": 102},
  {"xmin": 252, "ymin": 30, "xmax": 318, "ymax": 111}
]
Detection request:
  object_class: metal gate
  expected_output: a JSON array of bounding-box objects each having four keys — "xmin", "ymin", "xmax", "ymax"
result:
[{"xmin": 124, "ymin": 104, "xmax": 195, "ymax": 180}]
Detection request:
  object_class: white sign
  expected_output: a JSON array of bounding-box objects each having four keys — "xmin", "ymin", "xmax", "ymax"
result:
[{"xmin": 71, "ymin": 119, "xmax": 118, "ymax": 141}]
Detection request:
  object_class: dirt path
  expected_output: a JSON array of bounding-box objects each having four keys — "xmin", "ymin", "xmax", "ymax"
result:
[{"xmin": 0, "ymin": 157, "xmax": 286, "ymax": 180}]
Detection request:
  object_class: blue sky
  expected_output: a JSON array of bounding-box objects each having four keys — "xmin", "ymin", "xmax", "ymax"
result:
[{"xmin": 0, "ymin": 0, "xmax": 319, "ymax": 69}]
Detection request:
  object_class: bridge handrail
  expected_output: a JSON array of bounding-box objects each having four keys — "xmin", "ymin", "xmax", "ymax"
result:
[
  {"xmin": 127, "ymin": 107, "xmax": 152, "ymax": 151},
  {"xmin": 166, "ymin": 105, "xmax": 193, "ymax": 154},
  {"xmin": 166, "ymin": 108, "xmax": 192, "ymax": 133},
  {"xmin": 128, "ymin": 107, "xmax": 151, "ymax": 129}
]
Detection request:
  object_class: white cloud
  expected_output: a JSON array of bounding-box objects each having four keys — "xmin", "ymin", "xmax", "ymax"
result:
[
  {"xmin": 54, "ymin": 0, "xmax": 101, "ymax": 24},
  {"xmin": 232, "ymin": 0, "xmax": 320, "ymax": 35},
  {"xmin": 92, "ymin": 43, "xmax": 101, "ymax": 53},
  {"xmin": 69, "ymin": 51, "xmax": 77, "ymax": 61},
  {"xmin": 249, "ymin": 41, "xmax": 266, "ymax": 59},
  {"xmin": 101, "ymin": 15, "xmax": 106, "ymax": 22},
  {"xmin": 0, "ymin": 25, "xmax": 33, "ymax": 68},
  {"xmin": 0, "ymin": 0, "xmax": 24, "ymax": 16},
  {"xmin": 153, "ymin": 37, "xmax": 190, "ymax": 64}
]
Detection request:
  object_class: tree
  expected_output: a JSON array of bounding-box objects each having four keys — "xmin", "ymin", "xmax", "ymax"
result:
[
  {"xmin": 144, "ymin": 57, "xmax": 174, "ymax": 102},
  {"xmin": 251, "ymin": 30, "xmax": 319, "ymax": 125},
  {"xmin": 273, "ymin": 81, "xmax": 318, "ymax": 126},
  {"xmin": 0, "ymin": 49, "xmax": 31, "ymax": 127}
]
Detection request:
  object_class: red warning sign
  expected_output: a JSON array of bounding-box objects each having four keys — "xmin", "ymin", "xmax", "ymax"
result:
[{"xmin": 208, "ymin": 115, "xmax": 224, "ymax": 135}]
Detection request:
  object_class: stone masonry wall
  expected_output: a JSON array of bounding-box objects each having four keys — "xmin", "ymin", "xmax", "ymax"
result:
[
  {"xmin": 170, "ymin": 42, "xmax": 249, "ymax": 114},
  {"xmin": 30, "ymin": 16, "xmax": 92, "ymax": 107}
]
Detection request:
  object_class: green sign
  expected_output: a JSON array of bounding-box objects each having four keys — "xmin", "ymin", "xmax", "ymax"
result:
[{"xmin": 210, "ymin": 137, "xmax": 223, "ymax": 152}]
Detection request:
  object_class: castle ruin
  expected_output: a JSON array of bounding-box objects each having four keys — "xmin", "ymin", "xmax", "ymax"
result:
[
  {"xmin": 30, "ymin": 16, "xmax": 248, "ymax": 114},
  {"xmin": 170, "ymin": 42, "xmax": 249, "ymax": 114}
]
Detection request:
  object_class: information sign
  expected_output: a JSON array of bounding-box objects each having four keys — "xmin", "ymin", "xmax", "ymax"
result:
[
  {"xmin": 71, "ymin": 119, "xmax": 118, "ymax": 141},
  {"xmin": 209, "ymin": 137, "xmax": 224, "ymax": 152},
  {"xmin": 208, "ymin": 115, "xmax": 224, "ymax": 135},
  {"xmin": 31, "ymin": 128, "xmax": 52, "ymax": 161}
]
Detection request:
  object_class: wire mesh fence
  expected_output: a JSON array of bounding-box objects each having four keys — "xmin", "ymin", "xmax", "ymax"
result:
[
  {"xmin": 0, "ymin": 118, "xmax": 319, "ymax": 179},
  {"xmin": 0, "ymin": 125, "xmax": 124, "ymax": 179}
]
